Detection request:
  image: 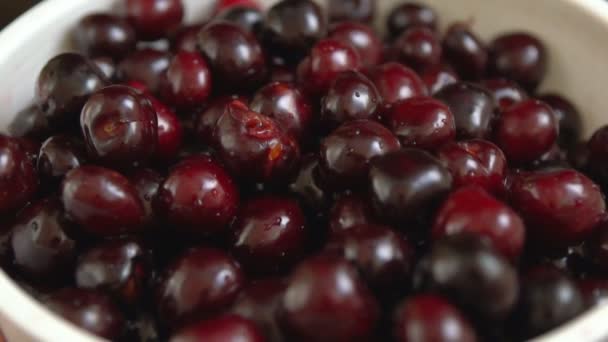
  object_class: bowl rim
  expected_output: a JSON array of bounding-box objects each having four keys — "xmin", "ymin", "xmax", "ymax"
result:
[{"xmin": 1, "ymin": 0, "xmax": 608, "ymax": 341}]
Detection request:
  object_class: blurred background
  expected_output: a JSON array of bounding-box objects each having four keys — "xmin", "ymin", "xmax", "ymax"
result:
[{"xmin": 0, "ymin": 1, "xmax": 40, "ymax": 28}]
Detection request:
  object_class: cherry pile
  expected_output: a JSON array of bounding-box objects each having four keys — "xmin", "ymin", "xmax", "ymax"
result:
[{"xmin": 2, "ymin": 0, "xmax": 607, "ymax": 341}]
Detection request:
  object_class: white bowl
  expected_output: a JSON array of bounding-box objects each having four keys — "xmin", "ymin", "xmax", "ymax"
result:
[{"xmin": 1, "ymin": 0, "xmax": 608, "ymax": 341}]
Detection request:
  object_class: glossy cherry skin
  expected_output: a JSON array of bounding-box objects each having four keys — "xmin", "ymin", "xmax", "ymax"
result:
[
  {"xmin": 417, "ymin": 234, "xmax": 518, "ymax": 319},
  {"xmin": 215, "ymin": 0, "xmax": 260, "ymax": 11},
  {"xmin": 393, "ymin": 294, "xmax": 477, "ymax": 342},
  {"xmin": 214, "ymin": 102, "xmax": 300, "ymax": 184},
  {"xmin": 369, "ymin": 149, "xmax": 452, "ymax": 226},
  {"xmin": 8, "ymin": 106, "xmax": 50, "ymax": 142},
  {"xmin": 231, "ymin": 279, "xmax": 286, "ymax": 342},
  {"xmin": 514, "ymin": 267, "xmax": 584, "ymax": 338},
  {"xmin": 435, "ymin": 82, "xmax": 494, "ymax": 139},
  {"xmin": 368, "ymin": 62, "xmax": 427, "ymax": 105},
  {"xmin": 218, "ymin": 6, "xmax": 263, "ymax": 32},
  {"xmin": 76, "ymin": 239, "xmax": 149, "ymax": 305},
  {"xmin": 10, "ymin": 198, "xmax": 76, "ymax": 282},
  {"xmin": 92, "ymin": 57, "xmax": 116, "ymax": 80},
  {"xmin": 73, "ymin": 14, "xmax": 136, "ymax": 59},
  {"xmin": 319, "ymin": 119, "xmax": 400, "ymax": 190},
  {"xmin": 263, "ymin": 0, "xmax": 327, "ymax": 61},
  {"xmin": 160, "ymin": 51, "xmax": 212, "ymax": 109},
  {"xmin": 394, "ymin": 27, "xmax": 441, "ymax": 72},
  {"xmin": 250, "ymin": 82, "xmax": 313, "ymax": 141},
  {"xmin": 154, "ymin": 156, "xmax": 239, "ymax": 237},
  {"xmin": 297, "ymin": 39, "xmax": 362, "ymax": 96},
  {"xmin": 384, "ymin": 96, "xmax": 456, "ymax": 150},
  {"xmin": 123, "ymin": 0, "xmax": 184, "ymax": 40},
  {"xmin": 37, "ymin": 135, "xmax": 86, "ymax": 183},
  {"xmin": 437, "ymin": 139, "xmax": 507, "ymax": 195},
  {"xmin": 495, "ymin": 99, "xmax": 558, "ymax": 164},
  {"xmin": 321, "ymin": 71, "xmax": 381, "ymax": 129},
  {"xmin": 0, "ymin": 135, "xmax": 37, "ymax": 214},
  {"xmin": 198, "ymin": 22, "xmax": 267, "ymax": 90},
  {"xmin": 510, "ymin": 168, "xmax": 605, "ymax": 247},
  {"xmin": 481, "ymin": 78, "xmax": 528, "ymax": 111},
  {"xmin": 327, "ymin": 224, "xmax": 414, "ymax": 297},
  {"xmin": 420, "ymin": 64, "xmax": 459, "ymax": 95},
  {"xmin": 328, "ymin": 0, "xmax": 375, "ymax": 23},
  {"xmin": 387, "ymin": 2, "xmax": 438, "ymax": 38},
  {"xmin": 432, "ymin": 186, "xmax": 525, "ymax": 260},
  {"xmin": 328, "ymin": 194, "xmax": 375, "ymax": 235},
  {"xmin": 171, "ymin": 24, "xmax": 205, "ymax": 52},
  {"xmin": 489, "ymin": 32, "xmax": 547, "ymax": 92},
  {"xmin": 288, "ymin": 154, "xmax": 330, "ymax": 211},
  {"xmin": 117, "ymin": 48, "xmax": 171, "ymax": 94},
  {"xmin": 156, "ymin": 247, "xmax": 245, "ymax": 328},
  {"xmin": 280, "ymin": 254, "xmax": 379, "ymax": 341},
  {"xmin": 170, "ymin": 315, "xmax": 265, "ymax": 342},
  {"xmin": 45, "ymin": 288, "xmax": 125, "ymax": 340},
  {"xmin": 61, "ymin": 166, "xmax": 146, "ymax": 237},
  {"xmin": 36, "ymin": 53, "xmax": 109, "ymax": 126},
  {"xmin": 442, "ymin": 23, "xmax": 488, "ymax": 80},
  {"xmin": 328, "ymin": 21, "xmax": 382, "ymax": 67},
  {"xmin": 539, "ymin": 93, "xmax": 582, "ymax": 149},
  {"xmin": 81, "ymin": 85, "xmax": 158, "ymax": 166},
  {"xmin": 148, "ymin": 96, "xmax": 183, "ymax": 161},
  {"xmin": 195, "ymin": 96, "xmax": 249, "ymax": 146}
]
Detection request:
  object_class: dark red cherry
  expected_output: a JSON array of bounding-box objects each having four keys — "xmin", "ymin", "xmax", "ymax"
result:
[
  {"xmin": 269, "ymin": 64, "xmax": 296, "ymax": 83},
  {"xmin": 45, "ymin": 288, "xmax": 125, "ymax": 340},
  {"xmin": 214, "ymin": 102, "xmax": 300, "ymax": 184},
  {"xmin": 393, "ymin": 294, "xmax": 477, "ymax": 342},
  {"xmin": 328, "ymin": 194, "xmax": 375, "ymax": 235},
  {"xmin": 81, "ymin": 85, "xmax": 158, "ymax": 166},
  {"xmin": 432, "ymin": 186, "xmax": 525, "ymax": 260},
  {"xmin": 37, "ymin": 135, "xmax": 86, "ymax": 183},
  {"xmin": 420, "ymin": 64, "xmax": 459, "ymax": 95},
  {"xmin": 8, "ymin": 106, "xmax": 50, "ymax": 142},
  {"xmin": 250, "ymin": 82, "xmax": 313, "ymax": 141},
  {"xmin": 61, "ymin": 166, "xmax": 146, "ymax": 237},
  {"xmin": 495, "ymin": 99, "xmax": 558, "ymax": 164},
  {"xmin": 297, "ymin": 38, "xmax": 362, "ymax": 96},
  {"xmin": 321, "ymin": 71, "xmax": 381, "ymax": 129},
  {"xmin": 263, "ymin": 0, "xmax": 327, "ymax": 61},
  {"xmin": 171, "ymin": 24, "xmax": 205, "ymax": 53},
  {"xmin": 160, "ymin": 51, "xmax": 212, "ymax": 109},
  {"xmin": 510, "ymin": 168, "xmax": 605, "ymax": 247},
  {"xmin": 215, "ymin": 0, "xmax": 260, "ymax": 12},
  {"xmin": 384, "ymin": 96, "xmax": 455, "ymax": 150},
  {"xmin": 123, "ymin": 0, "xmax": 184, "ymax": 41},
  {"xmin": 369, "ymin": 149, "xmax": 452, "ymax": 226},
  {"xmin": 328, "ymin": 0, "xmax": 375, "ymax": 23},
  {"xmin": 195, "ymin": 96, "xmax": 249, "ymax": 146},
  {"xmin": 170, "ymin": 315, "xmax": 265, "ymax": 342},
  {"xmin": 72, "ymin": 14, "xmax": 137, "ymax": 59},
  {"xmin": 36, "ymin": 53, "xmax": 109, "ymax": 126},
  {"xmin": 481, "ymin": 78, "xmax": 528, "ymax": 111},
  {"xmin": 368, "ymin": 62, "xmax": 427, "ymax": 105},
  {"xmin": 92, "ymin": 57, "xmax": 116, "ymax": 80},
  {"xmin": 288, "ymin": 154, "xmax": 330, "ymax": 211},
  {"xmin": 76, "ymin": 239, "xmax": 149, "ymax": 305},
  {"xmin": 117, "ymin": 48, "xmax": 171, "ymax": 94},
  {"xmin": 394, "ymin": 27, "xmax": 441, "ymax": 72},
  {"xmin": 10, "ymin": 198, "xmax": 76, "ymax": 282},
  {"xmin": 489, "ymin": 32, "xmax": 547, "ymax": 92},
  {"xmin": 156, "ymin": 247, "xmax": 245, "ymax": 328},
  {"xmin": 328, "ymin": 21, "xmax": 382, "ymax": 67},
  {"xmin": 149, "ymin": 96, "xmax": 183, "ymax": 161},
  {"xmin": 442, "ymin": 23, "xmax": 488, "ymax": 80},
  {"xmin": 0, "ymin": 135, "xmax": 37, "ymax": 214},
  {"xmin": 128, "ymin": 168, "xmax": 163, "ymax": 226},
  {"xmin": 539, "ymin": 93, "xmax": 582, "ymax": 149},
  {"xmin": 587, "ymin": 126, "xmax": 608, "ymax": 188},
  {"xmin": 568, "ymin": 141, "xmax": 590, "ymax": 172},
  {"xmin": 435, "ymin": 82, "xmax": 494, "ymax": 139},
  {"xmin": 280, "ymin": 254, "xmax": 379, "ymax": 341},
  {"xmin": 232, "ymin": 196, "xmax": 307, "ymax": 274},
  {"xmin": 387, "ymin": 2, "xmax": 438, "ymax": 37},
  {"xmin": 218, "ymin": 6, "xmax": 263, "ymax": 32},
  {"xmin": 582, "ymin": 219, "xmax": 608, "ymax": 272},
  {"xmin": 319, "ymin": 119, "xmax": 401, "ymax": 190},
  {"xmin": 198, "ymin": 22, "xmax": 267, "ymax": 90}
]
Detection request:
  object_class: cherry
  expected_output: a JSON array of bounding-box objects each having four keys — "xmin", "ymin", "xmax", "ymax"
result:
[
  {"xmin": 171, "ymin": 24, "xmax": 205, "ymax": 53},
  {"xmin": 387, "ymin": 2, "xmax": 438, "ymax": 38},
  {"xmin": 215, "ymin": 0, "xmax": 260, "ymax": 12},
  {"xmin": 539, "ymin": 93, "xmax": 582, "ymax": 149},
  {"xmin": 510, "ymin": 168, "xmax": 605, "ymax": 247},
  {"xmin": 0, "ymin": 135, "xmax": 37, "ymax": 214},
  {"xmin": 156, "ymin": 247, "xmax": 245, "ymax": 328},
  {"xmin": 394, "ymin": 27, "xmax": 442, "ymax": 72},
  {"xmin": 442, "ymin": 23, "xmax": 488, "ymax": 80},
  {"xmin": 568, "ymin": 141, "xmax": 590, "ymax": 172},
  {"xmin": 494, "ymin": 99, "xmax": 558, "ymax": 164},
  {"xmin": 8, "ymin": 106, "xmax": 50, "ymax": 141},
  {"xmin": 81, "ymin": 85, "xmax": 158, "ymax": 166},
  {"xmin": 328, "ymin": 0, "xmax": 375, "ymax": 23},
  {"xmin": 420, "ymin": 64, "xmax": 459, "ymax": 95},
  {"xmin": 367, "ymin": 62, "xmax": 427, "ymax": 105},
  {"xmin": 149, "ymin": 96, "xmax": 183, "ymax": 161},
  {"xmin": 92, "ymin": 57, "xmax": 116, "ymax": 80},
  {"xmin": 128, "ymin": 168, "xmax": 163, "ymax": 226},
  {"xmin": 170, "ymin": 315, "xmax": 265, "ymax": 342},
  {"xmin": 393, "ymin": 294, "xmax": 477, "ymax": 342},
  {"xmin": 117, "ymin": 48, "xmax": 171, "ymax": 94},
  {"xmin": 481, "ymin": 78, "xmax": 528, "ymax": 111},
  {"xmin": 61, "ymin": 166, "xmax": 146, "ymax": 237},
  {"xmin": 383, "ymin": 96, "xmax": 456, "ymax": 150},
  {"xmin": 489, "ymin": 32, "xmax": 547, "ymax": 92},
  {"xmin": 195, "ymin": 96, "xmax": 249, "ymax": 146},
  {"xmin": 435, "ymin": 82, "xmax": 494, "ymax": 139},
  {"xmin": 250, "ymin": 82, "xmax": 313, "ymax": 141},
  {"xmin": 123, "ymin": 0, "xmax": 184, "ymax": 41},
  {"xmin": 36, "ymin": 53, "xmax": 109, "ymax": 126},
  {"xmin": 280, "ymin": 254, "xmax": 379, "ymax": 341},
  {"xmin": 369, "ymin": 148, "xmax": 452, "ymax": 226},
  {"xmin": 328, "ymin": 194, "xmax": 375, "ymax": 235},
  {"xmin": 218, "ymin": 6, "xmax": 263, "ymax": 32},
  {"xmin": 154, "ymin": 156, "xmax": 239, "ymax": 237},
  {"xmin": 582, "ymin": 219, "xmax": 608, "ymax": 272},
  {"xmin": 72, "ymin": 14, "xmax": 136, "ymax": 59},
  {"xmin": 288, "ymin": 154, "xmax": 330, "ymax": 211},
  {"xmin": 160, "ymin": 51, "xmax": 212, "ymax": 109},
  {"xmin": 328, "ymin": 21, "xmax": 383, "ymax": 67},
  {"xmin": 37, "ymin": 135, "xmax": 86, "ymax": 183}
]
